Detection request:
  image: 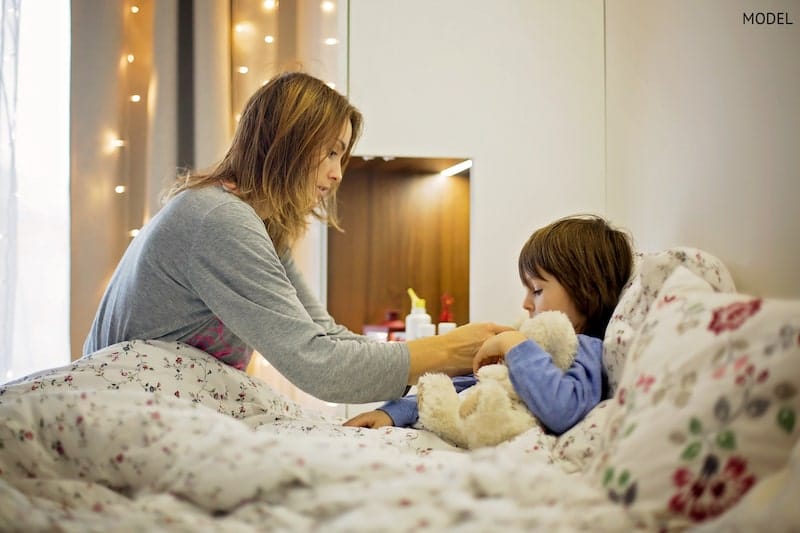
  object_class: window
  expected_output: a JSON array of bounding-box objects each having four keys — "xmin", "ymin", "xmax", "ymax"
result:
[{"xmin": 1, "ymin": 0, "xmax": 70, "ymax": 382}]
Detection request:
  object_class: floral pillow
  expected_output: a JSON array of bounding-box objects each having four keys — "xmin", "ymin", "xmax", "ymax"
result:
[
  {"xmin": 591, "ymin": 266, "xmax": 800, "ymax": 529},
  {"xmin": 603, "ymin": 247, "xmax": 736, "ymax": 396}
]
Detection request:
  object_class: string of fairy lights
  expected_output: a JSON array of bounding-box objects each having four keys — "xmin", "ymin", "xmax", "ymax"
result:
[
  {"xmin": 231, "ymin": 0, "xmax": 340, "ymax": 124},
  {"xmin": 106, "ymin": 1, "xmax": 340, "ymax": 241},
  {"xmin": 111, "ymin": 1, "xmax": 151, "ymax": 239}
]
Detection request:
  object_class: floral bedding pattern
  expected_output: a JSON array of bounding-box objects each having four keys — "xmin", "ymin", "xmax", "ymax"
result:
[
  {"xmin": 0, "ymin": 340, "xmax": 635, "ymax": 532},
  {"xmin": 603, "ymin": 247, "xmax": 736, "ymax": 396},
  {"xmin": 591, "ymin": 266, "xmax": 800, "ymax": 530}
]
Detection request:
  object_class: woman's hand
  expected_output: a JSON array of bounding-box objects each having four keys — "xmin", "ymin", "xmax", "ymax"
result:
[
  {"xmin": 472, "ymin": 330, "xmax": 529, "ymax": 373},
  {"xmin": 343, "ymin": 410, "xmax": 394, "ymax": 428},
  {"xmin": 406, "ymin": 322, "xmax": 514, "ymax": 384}
]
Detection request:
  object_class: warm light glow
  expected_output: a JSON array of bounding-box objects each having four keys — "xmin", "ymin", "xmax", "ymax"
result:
[
  {"xmin": 321, "ymin": 1, "xmax": 335, "ymax": 13},
  {"xmin": 129, "ymin": 229, "xmax": 140, "ymax": 238},
  {"xmin": 263, "ymin": 35, "xmax": 274, "ymax": 44},
  {"xmin": 263, "ymin": 0, "xmax": 277, "ymax": 10},
  {"xmin": 130, "ymin": 5, "xmax": 140, "ymax": 14},
  {"xmin": 234, "ymin": 23, "xmax": 252, "ymax": 33},
  {"xmin": 235, "ymin": 113, "xmax": 242, "ymax": 122},
  {"xmin": 112, "ymin": 139, "xmax": 126, "ymax": 148},
  {"xmin": 326, "ymin": 82, "xmax": 336, "ymax": 89},
  {"xmin": 324, "ymin": 37, "xmax": 338, "ymax": 46},
  {"xmin": 237, "ymin": 66, "xmax": 249, "ymax": 74},
  {"xmin": 115, "ymin": 185, "xmax": 126, "ymax": 194},
  {"xmin": 440, "ymin": 159, "xmax": 473, "ymax": 177},
  {"xmin": 130, "ymin": 94, "xmax": 141, "ymax": 102},
  {"xmin": 127, "ymin": 54, "xmax": 135, "ymax": 63}
]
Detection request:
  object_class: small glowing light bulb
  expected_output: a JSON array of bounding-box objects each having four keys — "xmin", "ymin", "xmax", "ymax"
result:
[
  {"xmin": 263, "ymin": 0, "xmax": 276, "ymax": 10},
  {"xmin": 130, "ymin": 5, "xmax": 140, "ymax": 14},
  {"xmin": 237, "ymin": 66, "xmax": 249, "ymax": 74},
  {"xmin": 130, "ymin": 94, "xmax": 141, "ymax": 102},
  {"xmin": 264, "ymin": 35, "xmax": 274, "ymax": 44},
  {"xmin": 324, "ymin": 37, "xmax": 338, "ymax": 45},
  {"xmin": 112, "ymin": 139, "xmax": 126, "ymax": 148},
  {"xmin": 127, "ymin": 54, "xmax": 135, "ymax": 63},
  {"xmin": 115, "ymin": 185, "xmax": 126, "ymax": 194},
  {"xmin": 129, "ymin": 229, "xmax": 140, "ymax": 238},
  {"xmin": 321, "ymin": 1, "xmax": 335, "ymax": 13}
]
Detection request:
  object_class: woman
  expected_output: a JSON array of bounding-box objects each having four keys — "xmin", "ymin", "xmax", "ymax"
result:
[{"xmin": 83, "ymin": 71, "xmax": 506, "ymax": 404}]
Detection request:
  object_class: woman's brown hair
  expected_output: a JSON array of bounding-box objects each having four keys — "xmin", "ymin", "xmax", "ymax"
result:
[
  {"xmin": 518, "ymin": 214, "xmax": 633, "ymax": 338},
  {"xmin": 164, "ymin": 71, "xmax": 363, "ymax": 253}
]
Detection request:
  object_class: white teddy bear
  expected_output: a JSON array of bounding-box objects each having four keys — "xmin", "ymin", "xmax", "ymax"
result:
[{"xmin": 417, "ymin": 310, "xmax": 578, "ymax": 449}]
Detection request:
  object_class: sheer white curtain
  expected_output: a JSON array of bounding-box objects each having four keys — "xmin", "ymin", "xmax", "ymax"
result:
[
  {"xmin": 0, "ymin": 0, "xmax": 20, "ymax": 382},
  {"xmin": 1, "ymin": 0, "xmax": 70, "ymax": 383}
]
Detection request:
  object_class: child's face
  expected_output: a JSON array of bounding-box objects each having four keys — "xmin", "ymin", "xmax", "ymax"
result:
[{"xmin": 522, "ymin": 270, "xmax": 586, "ymax": 333}]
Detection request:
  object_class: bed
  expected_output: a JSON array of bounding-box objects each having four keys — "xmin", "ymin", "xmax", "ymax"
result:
[{"xmin": 1, "ymin": 248, "xmax": 798, "ymax": 532}]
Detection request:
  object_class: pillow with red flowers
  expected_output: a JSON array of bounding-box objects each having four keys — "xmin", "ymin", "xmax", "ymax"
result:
[
  {"xmin": 591, "ymin": 266, "xmax": 800, "ymax": 530},
  {"xmin": 603, "ymin": 247, "xmax": 736, "ymax": 397}
]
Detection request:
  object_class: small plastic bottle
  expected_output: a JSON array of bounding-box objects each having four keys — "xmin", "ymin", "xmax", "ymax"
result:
[
  {"xmin": 437, "ymin": 322, "xmax": 457, "ymax": 335},
  {"xmin": 405, "ymin": 288, "xmax": 432, "ymax": 341},
  {"xmin": 417, "ymin": 323, "xmax": 437, "ymax": 338}
]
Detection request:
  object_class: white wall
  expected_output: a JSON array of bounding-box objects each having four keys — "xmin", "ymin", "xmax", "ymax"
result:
[
  {"xmin": 348, "ymin": 0, "xmax": 606, "ymax": 325},
  {"xmin": 605, "ymin": 0, "xmax": 800, "ymax": 298},
  {"xmin": 348, "ymin": 0, "xmax": 800, "ymax": 325}
]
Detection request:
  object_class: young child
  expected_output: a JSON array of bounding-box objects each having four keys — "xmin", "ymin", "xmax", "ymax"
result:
[{"xmin": 344, "ymin": 214, "xmax": 633, "ymax": 435}]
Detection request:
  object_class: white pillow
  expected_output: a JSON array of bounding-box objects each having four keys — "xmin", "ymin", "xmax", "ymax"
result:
[
  {"xmin": 591, "ymin": 266, "xmax": 800, "ymax": 529},
  {"xmin": 603, "ymin": 247, "xmax": 736, "ymax": 396}
]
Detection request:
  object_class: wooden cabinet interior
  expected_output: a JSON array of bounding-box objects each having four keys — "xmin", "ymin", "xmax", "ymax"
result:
[{"xmin": 327, "ymin": 159, "xmax": 470, "ymax": 334}]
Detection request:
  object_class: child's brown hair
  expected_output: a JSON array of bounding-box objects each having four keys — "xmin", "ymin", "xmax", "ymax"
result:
[{"xmin": 518, "ymin": 214, "xmax": 633, "ymax": 338}]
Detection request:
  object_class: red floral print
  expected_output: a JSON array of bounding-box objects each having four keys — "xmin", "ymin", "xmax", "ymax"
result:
[
  {"xmin": 669, "ymin": 455, "xmax": 756, "ymax": 522},
  {"xmin": 708, "ymin": 299, "xmax": 762, "ymax": 335},
  {"xmin": 636, "ymin": 374, "xmax": 655, "ymax": 393},
  {"xmin": 617, "ymin": 387, "xmax": 627, "ymax": 406}
]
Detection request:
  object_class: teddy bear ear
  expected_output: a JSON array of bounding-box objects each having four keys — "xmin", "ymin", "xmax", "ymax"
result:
[
  {"xmin": 476, "ymin": 364, "xmax": 509, "ymax": 381},
  {"xmin": 519, "ymin": 310, "xmax": 579, "ymax": 366}
]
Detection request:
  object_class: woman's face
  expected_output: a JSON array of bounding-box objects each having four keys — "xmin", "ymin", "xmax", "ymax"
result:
[
  {"xmin": 314, "ymin": 119, "xmax": 353, "ymax": 202},
  {"xmin": 522, "ymin": 269, "xmax": 586, "ymax": 333}
]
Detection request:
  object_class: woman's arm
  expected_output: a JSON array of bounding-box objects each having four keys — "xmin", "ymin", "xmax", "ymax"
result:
[
  {"xmin": 405, "ymin": 323, "xmax": 513, "ymax": 385},
  {"xmin": 191, "ymin": 202, "xmax": 509, "ymax": 403}
]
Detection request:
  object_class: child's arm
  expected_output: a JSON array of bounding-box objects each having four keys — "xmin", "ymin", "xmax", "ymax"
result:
[
  {"xmin": 504, "ymin": 335, "xmax": 603, "ymax": 435},
  {"xmin": 343, "ymin": 375, "xmax": 479, "ymax": 428}
]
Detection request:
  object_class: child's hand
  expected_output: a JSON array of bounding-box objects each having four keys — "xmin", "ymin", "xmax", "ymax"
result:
[
  {"xmin": 343, "ymin": 410, "xmax": 394, "ymax": 428},
  {"xmin": 407, "ymin": 322, "xmax": 514, "ymax": 383},
  {"xmin": 473, "ymin": 330, "xmax": 528, "ymax": 373}
]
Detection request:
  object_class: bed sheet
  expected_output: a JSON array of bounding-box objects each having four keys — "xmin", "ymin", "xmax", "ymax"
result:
[{"xmin": 0, "ymin": 340, "xmax": 643, "ymax": 532}]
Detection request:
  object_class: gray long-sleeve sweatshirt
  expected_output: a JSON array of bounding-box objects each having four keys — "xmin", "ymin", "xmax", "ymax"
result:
[{"xmin": 83, "ymin": 185, "xmax": 410, "ymax": 403}]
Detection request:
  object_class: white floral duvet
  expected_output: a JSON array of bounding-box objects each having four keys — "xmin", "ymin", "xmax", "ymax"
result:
[{"xmin": 0, "ymin": 340, "xmax": 640, "ymax": 532}]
